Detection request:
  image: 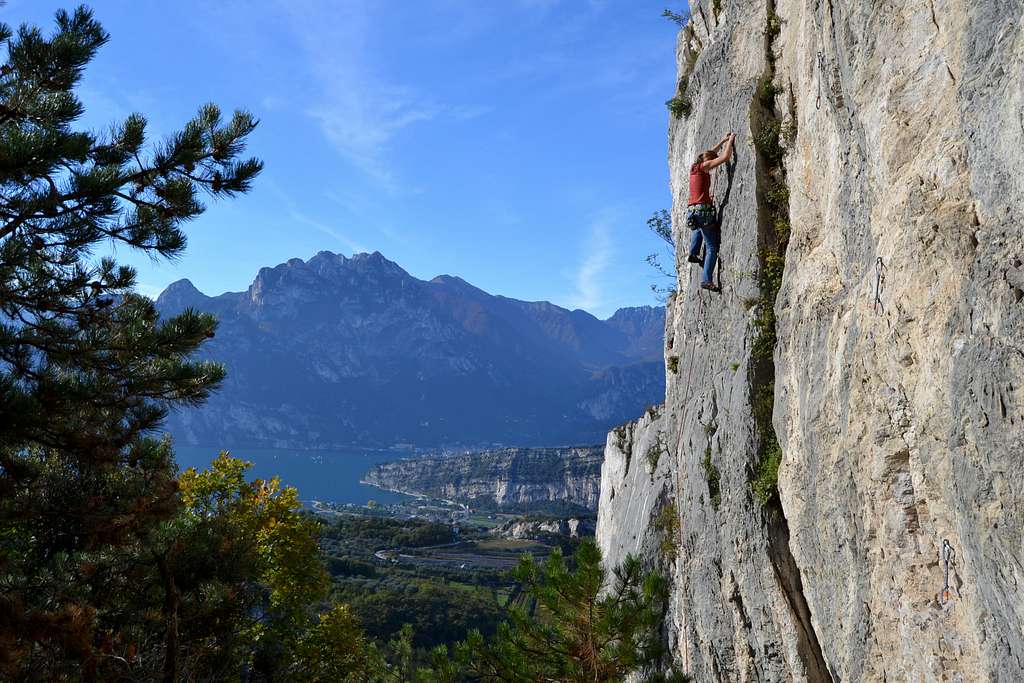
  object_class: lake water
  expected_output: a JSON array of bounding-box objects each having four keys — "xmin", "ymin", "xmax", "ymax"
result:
[{"xmin": 173, "ymin": 446, "xmax": 415, "ymax": 505}]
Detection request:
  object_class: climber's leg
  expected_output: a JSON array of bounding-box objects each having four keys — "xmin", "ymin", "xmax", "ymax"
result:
[
  {"xmin": 701, "ymin": 225, "xmax": 721, "ymax": 286},
  {"xmin": 687, "ymin": 229, "xmax": 704, "ymax": 265}
]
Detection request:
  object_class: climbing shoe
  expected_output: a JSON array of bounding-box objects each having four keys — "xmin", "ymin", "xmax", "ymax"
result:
[
  {"xmin": 687, "ymin": 254, "xmax": 703, "ymax": 265},
  {"xmin": 700, "ymin": 281, "xmax": 720, "ymax": 292}
]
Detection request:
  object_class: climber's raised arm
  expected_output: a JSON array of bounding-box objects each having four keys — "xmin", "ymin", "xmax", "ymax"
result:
[
  {"xmin": 710, "ymin": 133, "xmax": 731, "ymax": 153},
  {"xmin": 701, "ymin": 132, "xmax": 735, "ymax": 170}
]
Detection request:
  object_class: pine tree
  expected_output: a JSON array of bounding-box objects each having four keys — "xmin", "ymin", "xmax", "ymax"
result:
[
  {"xmin": 0, "ymin": 6, "xmax": 261, "ymax": 677},
  {"xmin": 425, "ymin": 539, "xmax": 690, "ymax": 682}
]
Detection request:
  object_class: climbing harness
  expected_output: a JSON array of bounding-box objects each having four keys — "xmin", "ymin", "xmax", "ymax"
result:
[
  {"xmin": 938, "ymin": 539, "xmax": 956, "ymax": 606},
  {"xmin": 686, "ymin": 204, "xmax": 716, "ymax": 231},
  {"xmin": 815, "ymin": 51, "xmax": 827, "ymax": 110},
  {"xmin": 873, "ymin": 257, "xmax": 885, "ymax": 313}
]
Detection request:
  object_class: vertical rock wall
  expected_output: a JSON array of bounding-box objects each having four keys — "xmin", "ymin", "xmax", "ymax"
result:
[
  {"xmin": 596, "ymin": 0, "xmax": 1023, "ymax": 680},
  {"xmin": 596, "ymin": 405, "xmax": 674, "ymax": 573},
  {"xmin": 774, "ymin": 0, "xmax": 1024, "ymax": 680}
]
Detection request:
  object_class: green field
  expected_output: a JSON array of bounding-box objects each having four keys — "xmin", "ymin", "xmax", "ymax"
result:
[
  {"xmin": 474, "ymin": 537, "xmax": 548, "ymax": 552},
  {"xmin": 319, "ymin": 511, "xmax": 581, "ymax": 662},
  {"xmin": 465, "ymin": 512, "xmax": 518, "ymax": 529}
]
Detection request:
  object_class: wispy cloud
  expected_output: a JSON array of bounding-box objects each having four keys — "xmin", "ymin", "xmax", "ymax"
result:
[
  {"xmin": 263, "ymin": 2, "xmax": 429, "ymax": 186},
  {"xmin": 288, "ymin": 209, "xmax": 368, "ymax": 255},
  {"xmin": 306, "ymin": 83, "xmax": 441, "ymax": 187},
  {"xmin": 276, "ymin": 1, "xmax": 489, "ymax": 188},
  {"xmin": 265, "ymin": 178, "xmax": 368, "ymax": 254},
  {"xmin": 516, "ymin": 0, "xmax": 562, "ymax": 11},
  {"xmin": 323, "ymin": 189, "xmax": 410, "ymax": 244},
  {"xmin": 450, "ymin": 104, "xmax": 494, "ymax": 120},
  {"xmin": 568, "ymin": 215, "xmax": 614, "ymax": 313}
]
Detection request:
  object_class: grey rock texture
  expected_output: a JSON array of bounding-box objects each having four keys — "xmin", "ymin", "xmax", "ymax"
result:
[
  {"xmin": 595, "ymin": 405, "xmax": 675, "ymax": 575},
  {"xmin": 363, "ymin": 447, "xmax": 603, "ymax": 511},
  {"xmin": 493, "ymin": 516, "xmax": 596, "ymax": 540},
  {"xmin": 596, "ymin": 0, "xmax": 1024, "ymax": 680}
]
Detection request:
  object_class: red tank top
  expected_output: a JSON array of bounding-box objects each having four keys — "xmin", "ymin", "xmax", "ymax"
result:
[{"xmin": 688, "ymin": 163, "xmax": 712, "ymax": 206}]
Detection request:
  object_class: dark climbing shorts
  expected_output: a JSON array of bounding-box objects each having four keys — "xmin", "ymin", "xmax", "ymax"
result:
[{"xmin": 686, "ymin": 204, "xmax": 717, "ymax": 231}]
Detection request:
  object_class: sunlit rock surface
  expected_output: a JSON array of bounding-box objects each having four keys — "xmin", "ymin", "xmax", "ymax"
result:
[
  {"xmin": 597, "ymin": 0, "xmax": 1024, "ymax": 680},
  {"xmin": 364, "ymin": 447, "xmax": 603, "ymax": 511}
]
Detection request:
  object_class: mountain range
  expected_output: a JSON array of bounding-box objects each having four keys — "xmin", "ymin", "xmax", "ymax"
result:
[{"xmin": 156, "ymin": 250, "xmax": 664, "ymax": 449}]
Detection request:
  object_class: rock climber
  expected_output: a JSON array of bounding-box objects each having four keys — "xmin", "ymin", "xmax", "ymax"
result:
[{"xmin": 686, "ymin": 132, "xmax": 735, "ymax": 292}]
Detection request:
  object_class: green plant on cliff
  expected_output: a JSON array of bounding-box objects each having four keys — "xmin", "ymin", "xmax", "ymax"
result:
[
  {"xmin": 757, "ymin": 75, "xmax": 779, "ymax": 109},
  {"xmin": 645, "ymin": 444, "xmax": 661, "ymax": 473},
  {"xmin": 646, "ymin": 435, "xmax": 666, "ymax": 473},
  {"xmin": 754, "ymin": 117, "xmax": 785, "ymax": 167},
  {"xmin": 748, "ymin": 0, "xmax": 791, "ymax": 509},
  {"xmin": 662, "ymin": 8, "xmax": 691, "ymax": 27},
  {"xmin": 614, "ymin": 424, "xmax": 634, "ymax": 473},
  {"xmin": 752, "ymin": 434, "xmax": 782, "ymax": 505},
  {"xmin": 666, "ymin": 76, "xmax": 693, "ymax": 119},
  {"xmin": 646, "ymin": 209, "xmax": 677, "ymax": 300},
  {"xmin": 667, "ymin": 355, "xmax": 680, "ymax": 373},
  {"xmin": 764, "ymin": 3, "xmax": 782, "ymax": 68},
  {"xmin": 667, "ymin": 94, "xmax": 691, "ymax": 119},
  {"xmin": 653, "ymin": 500, "xmax": 681, "ymax": 562},
  {"xmin": 647, "ymin": 208, "xmax": 673, "ymax": 244},
  {"xmin": 780, "ymin": 116, "xmax": 798, "ymax": 149},
  {"xmin": 700, "ymin": 446, "xmax": 721, "ymax": 510}
]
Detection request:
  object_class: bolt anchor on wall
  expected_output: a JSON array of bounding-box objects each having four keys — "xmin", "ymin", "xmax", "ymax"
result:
[
  {"xmin": 873, "ymin": 257, "xmax": 886, "ymax": 313},
  {"xmin": 938, "ymin": 539, "xmax": 957, "ymax": 606}
]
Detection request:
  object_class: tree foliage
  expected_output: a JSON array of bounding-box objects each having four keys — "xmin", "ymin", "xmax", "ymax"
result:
[
  {"xmin": 662, "ymin": 9, "xmax": 691, "ymax": 27},
  {"xmin": 646, "ymin": 209, "xmax": 676, "ymax": 301},
  {"xmin": 321, "ymin": 515, "xmax": 457, "ymax": 553},
  {"xmin": 0, "ymin": 7, "xmax": 335, "ymax": 679},
  {"xmin": 0, "ymin": 8, "xmax": 689, "ymax": 682},
  {"xmin": 646, "ymin": 209, "xmax": 674, "ymax": 247},
  {"xmin": 425, "ymin": 539, "xmax": 688, "ymax": 682},
  {"xmin": 166, "ymin": 455, "xmax": 397, "ymax": 681}
]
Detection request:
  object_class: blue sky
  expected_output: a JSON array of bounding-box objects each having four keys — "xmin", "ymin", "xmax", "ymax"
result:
[{"xmin": 6, "ymin": 1, "xmax": 682, "ymax": 318}]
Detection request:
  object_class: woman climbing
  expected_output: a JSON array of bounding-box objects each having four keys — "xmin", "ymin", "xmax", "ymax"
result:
[{"xmin": 686, "ymin": 132, "xmax": 735, "ymax": 292}]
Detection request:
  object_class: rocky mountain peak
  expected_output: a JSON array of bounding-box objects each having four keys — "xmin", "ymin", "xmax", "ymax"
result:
[
  {"xmin": 604, "ymin": 305, "xmax": 661, "ymax": 326},
  {"xmin": 155, "ymin": 251, "xmax": 665, "ymax": 449},
  {"xmin": 431, "ymin": 274, "xmax": 470, "ymax": 287},
  {"xmin": 346, "ymin": 250, "xmax": 409, "ymax": 278},
  {"xmin": 244, "ymin": 250, "xmax": 414, "ymax": 311},
  {"xmin": 158, "ymin": 278, "xmax": 204, "ymax": 298},
  {"xmin": 154, "ymin": 278, "xmax": 208, "ymax": 315}
]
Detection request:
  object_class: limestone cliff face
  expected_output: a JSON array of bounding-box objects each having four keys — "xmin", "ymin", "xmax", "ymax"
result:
[
  {"xmin": 597, "ymin": 1, "xmax": 1023, "ymax": 680},
  {"xmin": 493, "ymin": 517, "xmax": 596, "ymax": 540},
  {"xmin": 595, "ymin": 405, "xmax": 675, "ymax": 576},
  {"xmin": 364, "ymin": 447, "xmax": 603, "ymax": 511}
]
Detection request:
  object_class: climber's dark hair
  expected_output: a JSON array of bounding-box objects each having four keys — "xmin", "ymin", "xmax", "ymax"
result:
[{"xmin": 695, "ymin": 150, "xmax": 716, "ymax": 165}]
